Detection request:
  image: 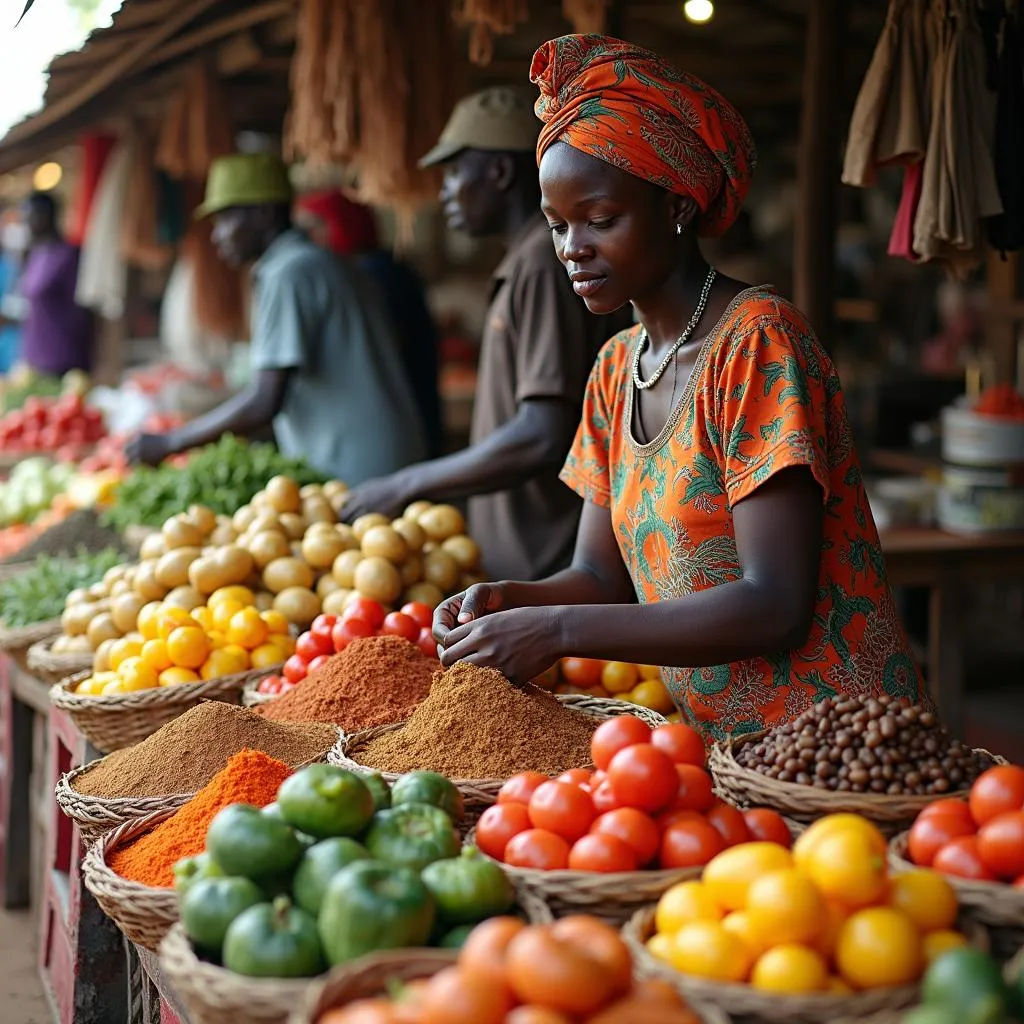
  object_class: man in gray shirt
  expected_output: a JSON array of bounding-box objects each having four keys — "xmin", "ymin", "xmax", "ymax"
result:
[{"xmin": 128, "ymin": 153, "xmax": 426, "ymax": 483}]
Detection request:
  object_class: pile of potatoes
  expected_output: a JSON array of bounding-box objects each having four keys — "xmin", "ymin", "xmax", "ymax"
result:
[{"xmin": 53, "ymin": 478, "xmax": 487, "ymax": 654}]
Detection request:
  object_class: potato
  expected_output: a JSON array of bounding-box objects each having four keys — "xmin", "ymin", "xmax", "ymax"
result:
[
  {"xmin": 155, "ymin": 547, "xmax": 202, "ymax": 589},
  {"xmin": 93, "ymin": 638, "xmax": 117, "ymax": 673},
  {"xmin": 353, "ymin": 556, "xmax": 402, "ymax": 605},
  {"xmin": 263, "ymin": 557, "xmax": 314, "ymax": 594},
  {"xmin": 302, "ymin": 498, "xmax": 335, "ymax": 525},
  {"xmin": 331, "ymin": 549, "xmax": 363, "ymax": 589},
  {"xmin": 209, "ymin": 523, "xmax": 238, "ymax": 547},
  {"xmin": 279, "ymin": 513, "xmax": 308, "ymax": 541},
  {"xmin": 103, "ymin": 565, "xmax": 128, "ymax": 587},
  {"xmin": 352, "ymin": 513, "xmax": 390, "ymax": 543},
  {"xmin": 134, "ymin": 561, "xmax": 169, "ymax": 601},
  {"xmin": 399, "ymin": 554, "xmax": 423, "ymax": 588},
  {"xmin": 321, "ymin": 589, "xmax": 352, "ymax": 617},
  {"xmin": 163, "ymin": 586, "xmax": 205, "ymax": 612},
  {"xmin": 110, "ymin": 578, "xmax": 134, "ymax": 598},
  {"xmin": 316, "ymin": 574, "xmax": 342, "ymax": 600},
  {"xmin": 162, "ymin": 515, "xmax": 206, "ymax": 550},
  {"xmin": 322, "ymin": 480, "xmax": 349, "ymax": 501},
  {"xmin": 273, "ymin": 587, "xmax": 321, "ymax": 629},
  {"xmin": 302, "ymin": 531, "xmax": 346, "ymax": 569},
  {"xmin": 62, "ymin": 602, "xmax": 97, "ymax": 637},
  {"xmin": 63, "ymin": 635, "xmax": 93, "ymax": 654},
  {"xmin": 300, "ymin": 484, "xmax": 323, "ymax": 500},
  {"xmin": 335, "ymin": 524, "xmax": 359, "ymax": 550},
  {"xmin": 266, "ymin": 476, "xmax": 302, "ymax": 514},
  {"xmin": 248, "ymin": 530, "xmax": 292, "ymax": 570},
  {"xmin": 185, "ymin": 505, "xmax": 217, "ymax": 535},
  {"xmin": 111, "ymin": 593, "xmax": 145, "ymax": 634},
  {"xmin": 403, "ymin": 582, "xmax": 445, "ymax": 609},
  {"xmin": 88, "ymin": 582, "xmax": 108, "ymax": 599},
  {"xmin": 65, "ymin": 587, "xmax": 90, "ymax": 607},
  {"xmin": 441, "ymin": 535, "xmax": 481, "ymax": 571},
  {"xmin": 188, "ymin": 546, "xmax": 254, "ymax": 595},
  {"xmin": 403, "ymin": 501, "xmax": 433, "ymax": 523},
  {"xmin": 139, "ymin": 533, "xmax": 167, "ymax": 561},
  {"xmin": 248, "ymin": 511, "xmax": 282, "ymax": 536},
  {"xmin": 392, "ymin": 518, "xmax": 426, "ymax": 552},
  {"xmin": 254, "ymin": 591, "xmax": 274, "ymax": 611},
  {"xmin": 418, "ymin": 504, "xmax": 466, "ymax": 542},
  {"xmin": 360, "ymin": 525, "xmax": 408, "ymax": 564},
  {"xmin": 423, "ymin": 549, "xmax": 460, "ymax": 593},
  {"xmin": 86, "ymin": 613, "xmax": 121, "ymax": 650},
  {"xmin": 232, "ymin": 505, "xmax": 257, "ymax": 534}
]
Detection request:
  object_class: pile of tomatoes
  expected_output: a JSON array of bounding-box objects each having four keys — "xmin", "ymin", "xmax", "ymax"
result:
[
  {"xmin": 475, "ymin": 716, "xmax": 790, "ymax": 874},
  {"xmin": 906, "ymin": 763, "xmax": 1024, "ymax": 883},
  {"xmin": 280, "ymin": 597, "xmax": 438, "ymax": 686},
  {"xmin": 0, "ymin": 394, "xmax": 105, "ymax": 456}
]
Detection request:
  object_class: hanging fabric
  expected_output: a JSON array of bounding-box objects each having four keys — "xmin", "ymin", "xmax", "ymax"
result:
[
  {"xmin": 121, "ymin": 128, "xmax": 174, "ymax": 270},
  {"xmin": 68, "ymin": 134, "xmax": 116, "ymax": 247},
  {"xmin": 156, "ymin": 62, "xmax": 235, "ymax": 183}
]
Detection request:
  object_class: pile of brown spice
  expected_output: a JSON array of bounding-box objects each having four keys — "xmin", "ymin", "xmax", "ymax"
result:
[
  {"xmin": 354, "ymin": 662, "xmax": 597, "ymax": 778},
  {"xmin": 72, "ymin": 703, "xmax": 336, "ymax": 799},
  {"xmin": 257, "ymin": 635, "xmax": 435, "ymax": 730}
]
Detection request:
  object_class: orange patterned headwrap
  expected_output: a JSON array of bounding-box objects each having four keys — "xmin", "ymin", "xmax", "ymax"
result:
[{"xmin": 531, "ymin": 35, "xmax": 757, "ymax": 237}]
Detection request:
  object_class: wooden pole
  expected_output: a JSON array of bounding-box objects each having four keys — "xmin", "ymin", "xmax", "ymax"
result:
[{"xmin": 793, "ymin": 0, "xmax": 848, "ymax": 341}]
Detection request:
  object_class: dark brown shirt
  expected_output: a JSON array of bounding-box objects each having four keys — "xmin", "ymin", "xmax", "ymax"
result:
[{"xmin": 469, "ymin": 215, "xmax": 632, "ymax": 581}]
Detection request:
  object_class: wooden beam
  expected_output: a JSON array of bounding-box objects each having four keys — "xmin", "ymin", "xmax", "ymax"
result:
[
  {"xmin": 985, "ymin": 250, "xmax": 1021, "ymax": 385},
  {"xmin": 793, "ymin": 0, "xmax": 848, "ymax": 342}
]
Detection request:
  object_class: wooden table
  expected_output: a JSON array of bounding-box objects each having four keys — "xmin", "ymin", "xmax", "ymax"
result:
[{"xmin": 879, "ymin": 527, "xmax": 1024, "ymax": 730}]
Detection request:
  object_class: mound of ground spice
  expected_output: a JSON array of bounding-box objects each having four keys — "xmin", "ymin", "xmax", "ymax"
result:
[
  {"xmin": 257, "ymin": 635, "xmax": 435, "ymax": 730},
  {"xmin": 109, "ymin": 749, "xmax": 290, "ymax": 887},
  {"xmin": 354, "ymin": 662, "xmax": 597, "ymax": 778},
  {"xmin": 73, "ymin": 702, "xmax": 336, "ymax": 799}
]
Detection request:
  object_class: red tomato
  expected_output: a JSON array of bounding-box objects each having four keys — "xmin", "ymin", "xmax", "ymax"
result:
[
  {"xmin": 705, "ymin": 802, "xmax": 751, "ymax": 848},
  {"xmin": 498, "ymin": 772, "xmax": 550, "ymax": 807},
  {"xmin": 660, "ymin": 820, "xmax": 725, "ymax": 869},
  {"xmin": 282, "ymin": 655, "xmax": 308, "ymax": 685},
  {"xmin": 970, "ymin": 766, "xmax": 1024, "ymax": 827},
  {"xmin": 591, "ymin": 781, "xmax": 623, "ymax": 815},
  {"xmin": 416, "ymin": 627, "xmax": 438, "ymax": 660},
  {"xmin": 331, "ymin": 617, "xmax": 374, "ymax": 651},
  {"xmin": 933, "ymin": 835, "xmax": 998, "ymax": 881},
  {"xmin": 670, "ymin": 764, "xmax": 716, "ymax": 813},
  {"xmin": 590, "ymin": 770, "xmax": 607, "ymax": 788},
  {"xmin": 39, "ymin": 425, "xmax": 61, "ymax": 450},
  {"xmin": 343, "ymin": 597, "xmax": 386, "ymax": 630},
  {"xmin": 907, "ymin": 813, "xmax": 977, "ymax": 867},
  {"xmin": 381, "ymin": 612, "xmax": 420, "ymax": 643},
  {"xmin": 919, "ymin": 799, "xmax": 975, "ymax": 828},
  {"xmin": 607, "ymin": 744, "xmax": 678, "ymax": 813},
  {"xmin": 475, "ymin": 803, "xmax": 532, "ymax": 862},
  {"xmin": 307, "ymin": 654, "xmax": 332, "ymax": 674},
  {"xmin": 657, "ymin": 809, "xmax": 704, "ymax": 832},
  {"xmin": 257, "ymin": 675, "xmax": 283, "ymax": 695},
  {"xmin": 569, "ymin": 833, "xmax": 638, "ymax": 873},
  {"xmin": 310, "ymin": 614, "xmax": 338, "ymax": 643},
  {"xmin": 560, "ymin": 657, "xmax": 604, "ymax": 688},
  {"xmin": 504, "ymin": 829, "xmax": 570, "ymax": 870},
  {"xmin": 976, "ymin": 811, "xmax": 1024, "ymax": 880},
  {"xmin": 296, "ymin": 631, "xmax": 333, "ymax": 662},
  {"xmin": 558, "ymin": 769, "xmax": 593, "ymax": 788},
  {"xmin": 742, "ymin": 808, "xmax": 792, "ymax": 849},
  {"xmin": 400, "ymin": 601, "xmax": 434, "ymax": 631},
  {"xmin": 528, "ymin": 781, "xmax": 596, "ymax": 843},
  {"xmin": 651, "ymin": 723, "xmax": 706, "ymax": 767},
  {"xmin": 591, "ymin": 808, "xmax": 660, "ymax": 865},
  {"xmin": 589, "ymin": 716, "xmax": 652, "ymax": 771}
]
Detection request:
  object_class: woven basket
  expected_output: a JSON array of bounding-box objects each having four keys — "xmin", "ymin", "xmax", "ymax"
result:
[
  {"xmin": 891, "ymin": 830, "xmax": 1024, "ymax": 959},
  {"xmin": 27, "ymin": 635, "xmax": 93, "ymax": 686},
  {"xmin": 81, "ymin": 810, "xmax": 179, "ymax": 951},
  {"xmin": 49, "ymin": 666, "xmax": 271, "ymax": 754},
  {"xmin": 242, "ymin": 676, "xmax": 276, "ymax": 708},
  {"xmin": 710, "ymin": 732, "xmax": 1002, "ymax": 837},
  {"xmin": 0, "ymin": 616, "xmax": 62, "ymax": 672}
]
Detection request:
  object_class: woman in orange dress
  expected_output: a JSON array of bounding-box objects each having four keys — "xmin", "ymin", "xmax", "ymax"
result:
[{"xmin": 433, "ymin": 35, "xmax": 923, "ymax": 740}]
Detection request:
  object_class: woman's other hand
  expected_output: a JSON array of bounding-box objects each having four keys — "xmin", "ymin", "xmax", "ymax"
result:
[{"xmin": 432, "ymin": 582, "xmax": 506, "ymax": 646}]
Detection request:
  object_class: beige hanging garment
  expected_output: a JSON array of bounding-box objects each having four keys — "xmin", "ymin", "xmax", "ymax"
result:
[{"xmin": 873, "ymin": 0, "xmax": 931, "ymax": 165}]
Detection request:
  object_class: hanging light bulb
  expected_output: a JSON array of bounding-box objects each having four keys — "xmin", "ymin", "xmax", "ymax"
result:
[
  {"xmin": 32, "ymin": 162, "xmax": 62, "ymax": 191},
  {"xmin": 683, "ymin": 0, "xmax": 715, "ymax": 24}
]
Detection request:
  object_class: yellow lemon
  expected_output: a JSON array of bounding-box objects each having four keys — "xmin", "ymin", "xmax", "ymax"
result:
[
  {"xmin": 656, "ymin": 881, "xmax": 722, "ymax": 935},
  {"xmin": 646, "ymin": 933, "xmax": 674, "ymax": 962},
  {"xmin": 750, "ymin": 945, "xmax": 829, "ymax": 994},
  {"xmin": 159, "ymin": 666, "xmax": 201, "ymax": 686},
  {"xmin": 209, "ymin": 585, "xmax": 256, "ymax": 609},
  {"xmin": 206, "ymin": 630, "xmax": 227, "ymax": 650},
  {"xmin": 888, "ymin": 870, "xmax": 958, "ymax": 933},
  {"xmin": 668, "ymin": 920, "xmax": 752, "ymax": 983},
  {"xmin": 260, "ymin": 610, "xmax": 290, "ymax": 635},
  {"xmin": 200, "ymin": 648, "xmax": 249, "ymax": 680},
  {"xmin": 211, "ymin": 599, "xmax": 245, "ymax": 632},
  {"xmin": 250, "ymin": 643, "xmax": 285, "ymax": 670},
  {"xmin": 835, "ymin": 907, "xmax": 923, "ymax": 990},
  {"xmin": 101, "ymin": 677, "xmax": 128, "ymax": 696},
  {"xmin": 136, "ymin": 601, "xmax": 163, "ymax": 641},
  {"xmin": 166, "ymin": 626, "xmax": 210, "ymax": 669},
  {"xmin": 191, "ymin": 606, "xmax": 215, "ymax": 633},
  {"xmin": 813, "ymin": 899, "xmax": 849, "ymax": 959},
  {"xmin": 803, "ymin": 829, "xmax": 888, "ymax": 909},
  {"xmin": 746, "ymin": 869, "xmax": 826, "ymax": 947},
  {"xmin": 793, "ymin": 814, "xmax": 887, "ymax": 870},
  {"xmin": 115, "ymin": 658, "xmax": 159, "ymax": 692},
  {"xmin": 157, "ymin": 606, "xmax": 198, "ymax": 641},
  {"xmin": 76, "ymin": 674, "xmax": 111, "ymax": 696},
  {"xmin": 721, "ymin": 911, "xmax": 770, "ymax": 960},
  {"xmin": 226, "ymin": 607, "xmax": 269, "ymax": 650},
  {"xmin": 108, "ymin": 637, "xmax": 144, "ymax": 672},
  {"xmin": 702, "ymin": 842, "xmax": 794, "ymax": 912},
  {"xmin": 922, "ymin": 929, "xmax": 968, "ymax": 964},
  {"xmin": 140, "ymin": 638, "xmax": 173, "ymax": 673}
]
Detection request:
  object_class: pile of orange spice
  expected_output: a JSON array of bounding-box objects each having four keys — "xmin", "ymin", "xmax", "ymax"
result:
[{"xmin": 109, "ymin": 749, "xmax": 290, "ymax": 888}]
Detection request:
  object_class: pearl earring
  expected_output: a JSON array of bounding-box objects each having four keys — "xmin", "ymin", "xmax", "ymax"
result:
[{"xmin": 676, "ymin": 223, "xmax": 683, "ymax": 236}]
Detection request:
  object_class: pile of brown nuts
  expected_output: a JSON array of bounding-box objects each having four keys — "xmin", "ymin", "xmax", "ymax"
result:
[{"xmin": 735, "ymin": 696, "xmax": 991, "ymax": 795}]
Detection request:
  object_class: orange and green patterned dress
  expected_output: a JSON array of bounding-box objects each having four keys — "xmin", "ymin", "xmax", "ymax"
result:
[{"xmin": 560, "ymin": 287, "xmax": 923, "ymax": 740}]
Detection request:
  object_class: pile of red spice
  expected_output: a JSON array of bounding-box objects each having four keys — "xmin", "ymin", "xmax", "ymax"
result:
[{"xmin": 257, "ymin": 635, "xmax": 435, "ymax": 730}]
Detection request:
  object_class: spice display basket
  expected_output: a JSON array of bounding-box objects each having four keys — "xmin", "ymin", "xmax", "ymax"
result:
[
  {"xmin": 56, "ymin": 760, "xmax": 193, "ymax": 847},
  {"xmin": 331, "ymin": 694, "xmax": 668, "ymax": 822},
  {"xmin": 49, "ymin": 666, "xmax": 273, "ymax": 754},
  {"xmin": 160, "ymin": 924, "xmax": 322, "ymax": 1024},
  {"xmin": 81, "ymin": 809, "xmax": 179, "ymax": 951},
  {"xmin": 27, "ymin": 635, "xmax": 93, "ymax": 686},
  {"xmin": 0, "ymin": 616, "xmax": 62, "ymax": 673},
  {"xmin": 891, "ymin": 830, "xmax": 1024, "ymax": 958},
  {"xmin": 709, "ymin": 731, "xmax": 1003, "ymax": 837}
]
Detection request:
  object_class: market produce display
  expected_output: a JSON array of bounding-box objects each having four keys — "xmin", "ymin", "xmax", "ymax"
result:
[
  {"xmin": 173, "ymin": 763, "xmax": 525, "ymax": 978},
  {"xmin": 544, "ymin": 656, "xmax": 677, "ymax": 716},
  {"xmin": 0, "ymin": 393, "xmax": 105, "ymax": 456},
  {"xmin": 0, "ymin": 509, "xmax": 126, "ymax": 566},
  {"xmin": 640, "ymin": 813, "xmax": 969, "ymax": 996},
  {"xmin": 0, "ymin": 547, "xmax": 123, "ymax": 628},
  {"xmin": 0, "ymin": 457, "xmax": 74, "ymax": 527},
  {"xmin": 257, "ymin": 636, "xmax": 436, "ymax": 732},
  {"xmin": 477, "ymin": 718, "xmax": 791, "ymax": 873},
  {"xmin": 71, "ymin": 703, "xmax": 337, "ymax": 800},
  {"xmin": 317, "ymin": 915, "xmax": 705, "ymax": 1024}
]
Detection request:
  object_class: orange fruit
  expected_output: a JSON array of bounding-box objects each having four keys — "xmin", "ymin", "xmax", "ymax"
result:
[
  {"xmin": 702, "ymin": 842, "xmax": 793, "ymax": 912},
  {"xmin": 721, "ymin": 911, "xmax": 770, "ymax": 960},
  {"xmin": 108, "ymin": 637, "xmax": 144, "ymax": 671},
  {"xmin": 211, "ymin": 599, "xmax": 245, "ymax": 632},
  {"xmin": 260, "ymin": 609, "xmax": 290, "ymax": 635},
  {"xmin": 209, "ymin": 585, "xmax": 255, "ymax": 609},
  {"xmin": 157, "ymin": 607, "xmax": 197, "ymax": 641},
  {"xmin": 140, "ymin": 638, "xmax": 173, "ymax": 673},
  {"xmin": 629, "ymin": 680, "xmax": 675, "ymax": 714},
  {"xmin": 745, "ymin": 869, "xmax": 826, "ymax": 947},
  {"xmin": 827, "ymin": 976, "xmax": 855, "ymax": 996},
  {"xmin": 136, "ymin": 601, "xmax": 163, "ymax": 641},
  {"xmin": 560, "ymin": 657, "xmax": 603, "ymax": 688},
  {"xmin": 922, "ymin": 929, "xmax": 968, "ymax": 963},
  {"xmin": 159, "ymin": 666, "xmax": 200, "ymax": 686},
  {"xmin": 750, "ymin": 945, "xmax": 829, "ymax": 994},
  {"xmin": 656, "ymin": 881, "xmax": 722, "ymax": 935},
  {"xmin": 166, "ymin": 626, "xmax": 210, "ymax": 669},
  {"xmin": 115, "ymin": 657, "xmax": 159, "ymax": 693},
  {"xmin": 601, "ymin": 661, "xmax": 639, "ymax": 694},
  {"xmin": 190, "ymin": 606, "xmax": 214, "ymax": 633},
  {"xmin": 638, "ymin": 664, "xmax": 662, "ymax": 681},
  {"xmin": 646, "ymin": 933, "xmax": 674, "ymax": 962},
  {"xmin": 813, "ymin": 899, "xmax": 849, "ymax": 958},
  {"xmin": 667, "ymin": 920, "xmax": 752, "ymax": 982},
  {"xmin": 802, "ymin": 828, "xmax": 888, "ymax": 909},
  {"xmin": 835, "ymin": 907, "xmax": 923, "ymax": 989},
  {"xmin": 201, "ymin": 646, "xmax": 250, "ymax": 680},
  {"xmin": 226, "ymin": 607, "xmax": 269, "ymax": 650},
  {"xmin": 887, "ymin": 870, "xmax": 958, "ymax": 933}
]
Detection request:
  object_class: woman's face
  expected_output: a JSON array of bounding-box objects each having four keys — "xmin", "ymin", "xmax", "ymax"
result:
[{"xmin": 539, "ymin": 142, "xmax": 693, "ymax": 315}]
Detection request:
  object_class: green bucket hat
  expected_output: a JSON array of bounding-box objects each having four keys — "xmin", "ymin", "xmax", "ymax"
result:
[{"xmin": 195, "ymin": 153, "xmax": 294, "ymax": 219}]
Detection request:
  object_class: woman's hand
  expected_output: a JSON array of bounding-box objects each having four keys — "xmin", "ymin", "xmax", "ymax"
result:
[
  {"xmin": 435, "ymin": 605, "xmax": 565, "ymax": 684},
  {"xmin": 432, "ymin": 582, "xmax": 506, "ymax": 646},
  {"xmin": 338, "ymin": 474, "xmax": 413, "ymax": 523}
]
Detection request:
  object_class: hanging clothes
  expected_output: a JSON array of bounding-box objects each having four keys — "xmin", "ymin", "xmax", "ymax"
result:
[
  {"xmin": 986, "ymin": 6, "xmax": 1024, "ymax": 253},
  {"xmin": 121, "ymin": 129, "xmax": 174, "ymax": 271},
  {"xmin": 68, "ymin": 134, "xmax": 116, "ymax": 247},
  {"xmin": 160, "ymin": 255, "xmax": 233, "ymax": 374}
]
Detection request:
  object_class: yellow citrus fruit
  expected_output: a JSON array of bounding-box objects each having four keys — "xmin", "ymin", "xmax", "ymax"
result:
[
  {"xmin": 646, "ymin": 933, "xmax": 674, "ymax": 962},
  {"xmin": 922, "ymin": 930, "xmax": 968, "ymax": 963},
  {"xmin": 140, "ymin": 638, "xmax": 173, "ymax": 673},
  {"xmin": 212, "ymin": 599, "xmax": 246, "ymax": 632},
  {"xmin": 721, "ymin": 911, "xmax": 770, "ymax": 960},
  {"xmin": 115, "ymin": 657, "xmax": 159, "ymax": 692},
  {"xmin": 638, "ymin": 664, "xmax": 662, "ymax": 681},
  {"xmin": 887, "ymin": 870, "xmax": 958, "ymax": 933},
  {"xmin": 191, "ymin": 606, "xmax": 215, "ymax": 633},
  {"xmin": 157, "ymin": 606, "xmax": 198, "ymax": 641},
  {"xmin": 750, "ymin": 945, "xmax": 829, "ymax": 994},
  {"xmin": 250, "ymin": 643, "xmax": 285, "ymax": 670},
  {"xmin": 209, "ymin": 585, "xmax": 255, "ymax": 609},
  {"xmin": 803, "ymin": 828, "xmax": 888, "ymax": 909},
  {"xmin": 159, "ymin": 667, "xmax": 201, "ymax": 686},
  {"xmin": 746, "ymin": 869, "xmax": 826, "ymax": 947},
  {"xmin": 136, "ymin": 601, "xmax": 163, "ymax": 641},
  {"xmin": 201, "ymin": 647, "xmax": 250, "ymax": 680},
  {"xmin": 77, "ymin": 674, "xmax": 113, "ymax": 696},
  {"xmin": 108, "ymin": 637, "xmax": 144, "ymax": 671},
  {"xmin": 268, "ymin": 633, "xmax": 296, "ymax": 657},
  {"xmin": 166, "ymin": 626, "xmax": 210, "ymax": 669},
  {"xmin": 226, "ymin": 607, "xmax": 269, "ymax": 650},
  {"xmin": 101, "ymin": 677, "xmax": 128, "ymax": 696},
  {"xmin": 702, "ymin": 842, "xmax": 794, "ymax": 912},
  {"xmin": 668, "ymin": 920, "xmax": 753, "ymax": 983},
  {"xmin": 656, "ymin": 881, "xmax": 722, "ymax": 935},
  {"xmin": 601, "ymin": 661, "xmax": 639, "ymax": 694},
  {"xmin": 206, "ymin": 630, "xmax": 227, "ymax": 650},
  {"xmin": 813, "ymin": 899, "xmax": 849, "ymax": 959},
  {"xmin": 260, "ymin": 610, "xmax": 290, "ymax": 635},
  {"xmin": 629, "ymin": 680, "xmax": 675, "ymax": 714},
  {"xmin": 835, "ymin": 907, "xmax": 923, "ymax": 990},
  {"xmin": 793, "ymin": 815, "xmax": 887, "ymax": 870}
]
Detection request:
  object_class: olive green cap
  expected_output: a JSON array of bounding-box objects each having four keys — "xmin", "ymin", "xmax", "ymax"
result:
[
  {"xmin": 195, "ymin": 153, "xmax": 294, "ymax": 219},
  {"xmin": 418, "ymin": 86, "xmax": 540, "ymax": 168}
]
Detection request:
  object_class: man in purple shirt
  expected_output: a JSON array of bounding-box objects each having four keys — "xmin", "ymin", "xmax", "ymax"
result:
[{"xmin": 16, "ymin": 192, "xmax": 93, "ymax": 376}]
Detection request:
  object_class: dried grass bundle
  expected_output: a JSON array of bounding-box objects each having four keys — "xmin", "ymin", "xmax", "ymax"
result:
[
  {"xmin": 156, "ymin": 62, "xmax": 235, "ymax": 182},
  {"xmin": 458, "ymin": 0, "xmax": 529, "ymax": 65}
]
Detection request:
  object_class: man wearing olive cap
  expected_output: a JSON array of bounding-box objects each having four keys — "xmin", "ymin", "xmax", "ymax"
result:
[
  {"xmin": 128, "ymin": 153, "xmax": 427, "ymax": 484},
  {"xmin": 342, "ymin": 87, "xmax": 630, "ymax": 581}
]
